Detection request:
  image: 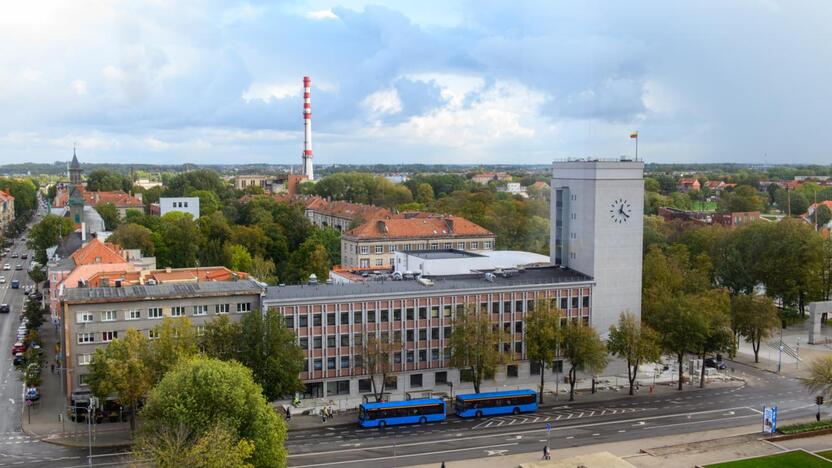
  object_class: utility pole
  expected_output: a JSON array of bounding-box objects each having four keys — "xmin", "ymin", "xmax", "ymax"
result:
[{"xmin": 777, "ymin": 322, "xmax": 784, "ymax": 374}]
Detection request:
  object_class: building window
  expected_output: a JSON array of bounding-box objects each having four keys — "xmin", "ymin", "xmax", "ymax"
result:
[
  {"xmin": 418, "ymin": 329, "xmax": 427, "ymax": 341},
  {"xmin": 390, "ymin": 244, "xmax": 397, "ymax": 252},
  {"xmin": 193, "ymin": 305, "xmax": 208, "ymax": 316},
  {"xmin": 77, "ymin": 333, "xmax": 95, "ymax": 344},
  {"xmin": 444, "ymin": 242, "xmax": 452, "ymax": 249},
  {"xmin": 340, "ymin": 334, "xmax": 350, "ymax": 347},
  {"xmin": 360, "ymin": 258, "xmax": 369, "ymax": 268},
  {"xmin": 471, "ymin": 241, "xmax": 479, "ymax": 249},
  {"xmin": 393, "ymin": 308, "xmax": 402, "ymax": 321},
  {"xmin": 431, "ymin": 327, "xmax": 440, "ymax": 340},
  {"xmin": 77, "ymin": 312, "xmax": 94, "ymax": 323},
  {"xmin": 560, "ymin": 298, "xmax": 568, "ymax": 310},
  {"xmin": 299, "ymin": 315, "xmax": 308, "ymax": 327},
  {"xmin": 354, "ymin": 355, "xmax": 364, "ymax": 368},
  {"xmin": 149, "ymin": 329, "xmax": 159, "ymax": 340},
  {"xmin": 571, "ymin": 297, "xmax": 578, "ymax": 309},
  {"xmin": 360, "ymin": 246, "xmax": 369, "ymax": 254},
  {"xmin": 583, "ymin": 296, "xmax": 590, "ymax": 308},
  {"xmin": 101, "ymin": 310, "xmax": 117, "ymax": 322},
  {"xmin": 419, "ymin": 350, "xmax": 427, "ymax": 362},
  {"xmin": 313, "ymin": 314, "xmax": 322, "ymax": 326},
  {"xmin": 410, "ymin": 374, "xmax": 423, "ymax": 388},
  {"xmin": 375, "ymin": 245, "xmax": 383, "ymax": 254},
  {"xmin": 374, "ymin": 258, "xmax": 383, "ymax": 266},
  {"xmin": 430, "ymin": 243, "xmax": 438, "ymax": 250},
  {"xmin": 313, "ymin": 337, "xmax": 322, "ymax": 349},
  {"xmin": 380, "ymin": 310, "xmax": 389, "ymax": 323},
  {"xmin": 102, "ymin": 331, "xmax": 118, "ymax": 342},
  {"xmin": 340, "ymin": 356, "xmax": 350, "ymax": 369},
  {"xmin": 406, "ymin": 308, "xmax": 414, "ymax": 320},
  {"xmin": 196, "ymin": 325, "xmax": 205, "ymax": 337},
  {"xmin": 515, "ymin": 341, "xmax": 523, "ymax": 355},
  {"xmin": 367, "ymin": 310, "xmax": 376, "ymax": 323},
  {"xmin": 340, "ymin": 312, "xmax": 350, "ymax": 325},
  {"xmin": 484, "ymin": 241, "xmax": 492, "ymax": 249},
  {"xmin": 406, "ymin": 350, "xmax": 414, "ymax": 363},
  {"xmin": 327, "ymin": 336, "xmax": 336, "ymax": 348},
  {"xmin": 353, "ymin": 311, "xmax": 363, "ymax": 324},
  {"xmin": 515, "ymin": 321, "xmax": 523, "ymax": 333},
  {"xmin": 431, "ymin": 348, "xmax": 439, "ymax": 361},
  {"xmin": 507, "ymin": 364, "xmax": 518, "ymax": 378},
  {"xmin": 443, "ymin": 326, "xmax": 451, "ymax": 338},
  {"xmin": 354, "ymin": 334, "xmax": 363, "ymax": 346},
  {"xmin": 300, "ymin": 338, "xmax": 309, "ymax": 350},
  {"xmin": 216, "ymin": 304, "xmax": 229, "ymax": 314},
  {"xmin": 394, "ymin": 352, "xmax": 402, "ymax": 364},
  {"xmin": 314, "ymin": 359, "xmax": 323, "ymax": 371},
  {"xmin": 79, "ymin": 354, "xmax": 92, "ymax": 366},
  {"xmin": 327, "ymin": 357, "xmax": 336, "ymax": 370},
  {"xmin": 457, "ymin": 242, "xmax": 465, "ymax": 250},
  {"xmin": 127, "ymin": 309, "xmax": 141, "ymax": 320},
  {"xmin": 170, "ymin": 306, "xmax": 184, "ymax": 317},
  {"xmin": 403, "ymin": 244, "xmax": 411, "ymax": 252},
  {"xmin": 419, "ymin": 307, "xmax": 427, "ymax": 320},
  {"xmin": 284, "ymin": 315, "xmax": 295, "ymax": 328},
  {"xmin": 435, "ymin": 371, "xmax": 448, "ymax": 384},
  {"xmin": 389, "ymin": 258, "xmax": 395, "ymax": 266},
  {"xmin": 359, "ymin": 379, "xmax": 372, "ymax": 393},
  {"xmin": 236, "ymin": 302, "xmax": 252, "ymax": 313},
  {"xmin": 327, "ymin": 313, "xmax": 336, "ymax": 326},
  {"xmin": 530, "ymin": 361, "xmax": 541, "ymax": 375}
]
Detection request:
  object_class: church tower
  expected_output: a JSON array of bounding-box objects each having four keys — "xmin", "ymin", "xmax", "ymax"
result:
[{"xmin": 69, "ymin": 148, "xmax": 82, "ymax": 185}]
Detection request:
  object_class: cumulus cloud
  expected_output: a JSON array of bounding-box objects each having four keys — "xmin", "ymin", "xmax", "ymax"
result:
[{"xmin": 0, "ymin": 1, "xmax": 830, "ymax": 164}]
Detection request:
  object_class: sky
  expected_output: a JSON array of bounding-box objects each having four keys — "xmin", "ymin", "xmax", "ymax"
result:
[{"xmin": 1, "ymin": 0, "xmax": 831, "ymax": 166}]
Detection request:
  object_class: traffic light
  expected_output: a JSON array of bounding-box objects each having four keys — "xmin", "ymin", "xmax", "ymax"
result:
[{"xmin": 817, "ymin": 396, "xmax": 824, "ymax": 406}]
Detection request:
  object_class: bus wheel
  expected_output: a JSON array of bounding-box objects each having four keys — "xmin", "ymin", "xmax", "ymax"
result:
[
  {"xmin": 512, "ymin": 407, "xmax": 520, "ymax": 415},
  {"xmin": 475, "ymin": 411, "xmax": 483, "ymax": 418},
  {"xmin": 378, "ymin": 420, "xmax": 386, "ymax": 429},
  {"xmin": 419, "ymin": 416, "xmax": 427, "ymax": 424}
]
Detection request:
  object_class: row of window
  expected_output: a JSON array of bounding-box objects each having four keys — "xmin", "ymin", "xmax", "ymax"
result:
[
  {"xmin": 74, "ymin": 303, "xmax": 252, "ymax": 324},
  {"xmin": 285, "ymin": 298, "xmax": 589, "ymax": 329},
  {"xmin": 298, "ymin": 322, "xmax": 525, "ymax": 350},
  {"xmin": 77, "ymin": 325, "xmax": 207, "ymax": 349},
  {"xmin": 304, "ymin": 348, "xmax": 452, "ymax": 371},
  {"xmin": 355, "ymin": 240, "xmax": 493, "ymax": 255}
]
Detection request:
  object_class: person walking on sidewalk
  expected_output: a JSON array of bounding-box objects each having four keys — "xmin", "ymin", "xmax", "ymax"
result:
[
  {"xmin": 542, "ymin": 445, "xmax": 551, "ymax": 460},
  {"xmin": 50, "ymin": 363, "xmax": 54, "ymax": 374}
]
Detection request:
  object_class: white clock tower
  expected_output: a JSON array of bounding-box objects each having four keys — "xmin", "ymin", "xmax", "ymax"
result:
[{"xmin": 550, "ymin": 159, "xmax": 645, "ymax": 336}]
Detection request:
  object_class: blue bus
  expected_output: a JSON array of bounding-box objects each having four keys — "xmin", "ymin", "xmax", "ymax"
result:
[
  {"xmin": 454, "ymin": 389, "xmax": 538, "ymax": 418},
  {"xmin": 358, "ymin": 398, "xmax": 446, "ymax": 428}
]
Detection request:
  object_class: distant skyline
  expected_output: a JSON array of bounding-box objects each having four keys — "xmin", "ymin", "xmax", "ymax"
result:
[{"xmin": 1, "ymin": 1, "xmax": 831, "ymax": 166}]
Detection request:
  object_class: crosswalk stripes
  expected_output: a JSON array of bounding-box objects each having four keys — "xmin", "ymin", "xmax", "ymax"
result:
[{"xmin": 470, "ymin": 406, "xmax": 648, "ymax": 430}]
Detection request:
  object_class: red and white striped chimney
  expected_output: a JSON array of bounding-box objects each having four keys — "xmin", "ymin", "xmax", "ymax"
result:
[{"xmin": 302, "ymin": 76, "xmax": 314, "ymax": 180}]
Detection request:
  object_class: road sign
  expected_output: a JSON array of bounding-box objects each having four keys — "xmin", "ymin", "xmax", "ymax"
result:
[
  {"xmin": 546, "ymin": 422, "xmax": 551, "ymax": 433},
  {"xmin": 763, "ymin": 406, "xmax": 778, "ymax": 434}
]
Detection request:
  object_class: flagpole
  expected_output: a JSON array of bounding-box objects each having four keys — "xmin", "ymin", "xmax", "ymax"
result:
[{"xmin": 635, "ymin": 135, "xmax": 638, "ymax": 161}]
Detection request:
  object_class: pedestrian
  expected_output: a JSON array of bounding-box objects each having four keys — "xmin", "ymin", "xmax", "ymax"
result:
[
  {"xmin": 321, "ymin": 408, "xmax": 327, "ymax": 423},
  {"xmin": 440, "ymin": 462, "xmax": 445, "ymax": 468},
  {"xmin": 50, "ymin": 363, "xmax": 54, "ymax": 374},
  {"xmin": 542, "ymin": 445, "xmax": 551, "ymax": 460}
]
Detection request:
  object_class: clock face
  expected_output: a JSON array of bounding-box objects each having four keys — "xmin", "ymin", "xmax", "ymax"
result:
[{"xmin": 609, "ymin": 198, "xmax": 632, "ymax": 224}]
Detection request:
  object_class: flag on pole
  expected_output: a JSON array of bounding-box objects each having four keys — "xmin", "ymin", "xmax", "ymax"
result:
[{"xmin": 630, "ymin": 131, "xmax": 638, "ymax": 139}]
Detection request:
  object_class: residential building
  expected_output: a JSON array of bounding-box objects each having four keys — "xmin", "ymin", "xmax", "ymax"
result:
[
  {"xmin": 304, "ymin": 197, "xmax": 392, "ymax": 232},
  {"xmin": 264, "ymin": 251, "xmax": 592, "ymax": 398},
  {"xmin": 471, "ymin": 172, "xmax": 512, "ymax": 185},
  {"xmin": 806, "ymin": 201, "xmax": 832, "ymax": 228},
  {"xmin": 60, "ymin": 279, "xmax": 264, "ymax": 400},
  {"xmin": 340, "ymin": 214, "xmax": 495, "ymax": 268},
  {"xmin": 657, "ymin": 207, "xmax": 710, "ymax": 225},
  {"xmin": 498, "ymin": 182, "xmax": 529, "ymax": 198},
  {"xmin": 234, "ymin": 174, "xmax": 307, "ymax": 195},
  {"xmin": 550, "ymin": 159, "xmax": 645, "ymax": 334},
  {"xmin": 0, "ymin": 190, "xmax": 14, "ymax": 231},
  {"xmin": 677, "ymin": 178, "xmax": 701, "ymax": 192},
  {"xmin": 712, "ymin": 211, "xmax": 761, "ymax": 228},
  {"xmin": 160, "ymin": 197, "xmax": 200, "ymax": 219}
]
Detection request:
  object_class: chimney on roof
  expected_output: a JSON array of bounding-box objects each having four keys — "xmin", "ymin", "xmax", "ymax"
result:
[{"xmin": 166, "ymin": 267, "xmax": 172, "ymax": 273}]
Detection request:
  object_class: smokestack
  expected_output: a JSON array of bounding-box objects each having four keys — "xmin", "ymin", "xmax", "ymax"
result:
[{"xmin": 302, "ymin": 76, "xmax": 314, "ymax": 181}]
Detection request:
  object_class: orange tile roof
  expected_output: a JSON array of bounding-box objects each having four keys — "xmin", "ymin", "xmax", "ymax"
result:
[
  {"xmin": 0, "ymin": 190, "xmax": 14, "ymax": 203},
  {"xmin": 80, "ymin": 266, "xmax": 247, "ymax": 287},
  {"xmin": 70, "ymin": 238, "xmax": 127, "ymax": 266},
  {"xmin": 83, "ymin": 190, "xmax": 144, "ymax": 208},
  {"xmin": 345, "ymin": 215, "xmax": 493, "ymax": 240},
  {"xmin": 63, "ymin": 263, "xmax": 137, "ymax": 288},
  {"xmin": 305, "ymin": 198, "xmax": 392, "ymax": 221}
]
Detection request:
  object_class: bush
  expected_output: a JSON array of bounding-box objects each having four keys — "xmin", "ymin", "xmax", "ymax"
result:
[{"xmin": 777, "ymin": 420, "xmax": 832, "ymax": 434}]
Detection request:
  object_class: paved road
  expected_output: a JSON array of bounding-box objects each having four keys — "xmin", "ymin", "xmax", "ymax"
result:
[
  {"xmin": 0, "ymin": 213, "xmax": 131, "ymax": 467},
  {"xmin": 286, "ymin": 364, "xmax": 816, "ymax": 468}
]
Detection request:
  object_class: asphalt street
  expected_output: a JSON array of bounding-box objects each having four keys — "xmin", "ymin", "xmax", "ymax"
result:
[
  {"xmin": 0, "ymin": 210, "xmax": 131, "ymax": 467},
  {"xmin": 286, "ymin": 364, "xmax": 816, "ymax": 468}
]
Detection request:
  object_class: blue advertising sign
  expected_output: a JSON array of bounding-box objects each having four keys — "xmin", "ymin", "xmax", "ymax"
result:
[{"xmin": 763, "ymin": 406, "xmax": 778, "ymax": 434}]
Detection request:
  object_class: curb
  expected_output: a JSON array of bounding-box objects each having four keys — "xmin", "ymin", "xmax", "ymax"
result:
[
  {"xmin": 22, "ymin": 426, "xmax": 133, "ymax": 449},
  {"xmin": 770, "ymin": 427, "xmax": 832, "ymax": 442}
]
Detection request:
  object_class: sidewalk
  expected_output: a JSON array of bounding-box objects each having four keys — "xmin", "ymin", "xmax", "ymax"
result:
[{"xmin": 20, "ymin": 314, "xmax": 133, "ymax": 448}]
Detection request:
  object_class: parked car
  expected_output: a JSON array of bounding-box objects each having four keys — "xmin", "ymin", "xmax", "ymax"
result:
[
  {"xmin": 0, "ymin": 304, "xmax": 9, "ymax": 313},
  {"xmin": 2, "ymin": 264, "xmax": 9, "ymax": 270},
  {"xmin": 0, "ymin": 276, "xmax": 5, "ymax": 284},
  {"xmin": 11, "ymin": 342, "xmax": 25, "ymax": 355},
  {"xmin": 24, "ymin": 387, "xmax": 39, "ymax": 402},
  {"xmin": 10, "ymin": 253, "xmax": 17, "ymax": 258},
  {"xmin": 12, "ymin": 353, "xmax": 24, "ymax": 366},
  {"xmin": 15, "ymin": 264, "xmax": 22, "ymax": 271},
  {"xmin": 704, "ymin": 357, "xmax": 727, "ymax": 370},
  {"xmin": 20, "ymin": 253, "xmax": 27, "ymax": 260}
]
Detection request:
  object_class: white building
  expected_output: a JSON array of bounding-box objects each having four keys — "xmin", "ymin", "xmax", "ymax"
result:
[
  {"xmin": 550, "ymin": 159, "xmax": 645, "ymax": 336},
  {"xmin": 160, "ymin": 197, "xmax": 200, "ymax": 219},
  {"xmin": 498, "ymin": 182, "xmax": 529, "ymax": 198}
]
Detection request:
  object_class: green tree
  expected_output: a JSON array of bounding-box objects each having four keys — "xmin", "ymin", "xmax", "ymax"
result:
[
  {"xmin": 200, "ymin": 315, "xmax": 242, "ymax": 362},
  {"xmin": 694, "ymin": 290, "xmax": 734, "ymax": 388},
  {"xmin": 306, "ymin": 227, "xmax": 341, "ymax": 266},
  {"xmin": 135, "ymin": 422, "xmax": 254, "ymax": 468},
  {"xmin": 27, "ymin": 265, "xmax": 46, "ymax": 292},
  {"xmin": 732, "ymin": 294, "xmax": 780, "ymax": 363},
  {"xmin": 249, "ymin": 256, "xmax": 278, "ymax": 285},
  {"xmin": 147, "ymin": 317, "xmax": 198, "ymax": 383},
  {"xmin": 358, "ymin": 333, "xmax": 400, "ymax": 403},
  {"xmin": 759, "ymin": 219, "xmax": 824, "ymax": 315},
  {"xmin": 414, "ymin": 183, "xmax": 435, "ymax": 205},
  {"xmin": 139, "ymin": 357, "xmax": 287, "ymax": 468},
  {"xmin": 448, "ymin": 304, "xmax": 505, "ymax": 394},
  {"xmin": 189, "ymin": 189, "xmax": 221, "ymax": 217},
  {"xmin": 224, "ymin": 243, "xmax": 253, "ymax": 273},
  {"xmin": 718, "ymin": 185, "xmax": 764, "ymax": 213},
  {"xmin": 108, "ymin": 223, "xmax": 155, "ymax": 255},
  {"xmin": 652, "ymin": 295, "xmax": 709, "ymax": 391},
  {"xmin": 608, "ymin": 312, "xmax": 661, "ymax": 396},
  {"xmin": 159, "ymin": 212, "xmax": 201, "ymax": 267},
  {"xmin": 197, "ymin": 211, "xmax": 232, "ymax": 267},
  {"xmin": 86, "ymin": 170, "xmax": 133, "ymax": 192},
  {"xmin": 86, "ymin": 329, "xmax": 153, "ymax": 431},
  {"xmin": 561, "ymin": 323, "xmax": 608, "ymax": 401},
  {"xmin": 237, "ymin": 310, "xmax": 305, "ymax": 401},
  {"xmin": 285, "ymin": 239, "xmax": 330, "ymax": 284},
  {"xmin": 27, "ymin": 214, "xmax": 75, "ymax": 264},
  {"xmin": 95, "ymin": 202, "xmax": 121, "ymax": 231},
  {"xmin": 816, "ymin": 205, "xmax": 832, "ymax": 228},
  {"xmin": 524, "ymin": 300, "xmax": 561, "ymax": 403}
]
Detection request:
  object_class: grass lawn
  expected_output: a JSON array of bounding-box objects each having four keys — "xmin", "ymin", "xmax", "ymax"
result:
[
  {"xmin": 691, "ymin": 200, "xmax": 718, "ymax": 211},
  {"xmin": 818, "ymin": 450, "xmax": 832, "ymax": 461},
  {"xmin": 705, "ymin": 450, "xmax": 832, "ymax": 468}
]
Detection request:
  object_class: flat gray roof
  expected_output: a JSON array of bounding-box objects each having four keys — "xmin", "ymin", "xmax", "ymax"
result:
[
  {"xmin": 405, "ymin": 250, "xmax": 484, "ymax": 260},
  {"xmin": 265, "ymin": 266, "xmax": 592, "ymax": 303},
  {"xmin": 62, "ymin": 279, "xmax": 264, "ymax": 305}
]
